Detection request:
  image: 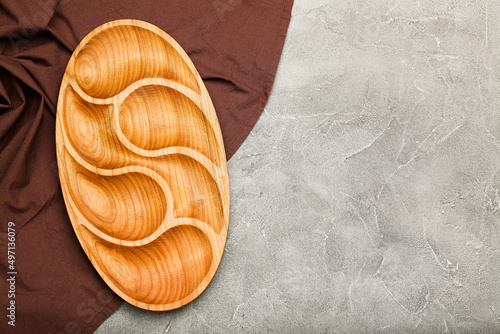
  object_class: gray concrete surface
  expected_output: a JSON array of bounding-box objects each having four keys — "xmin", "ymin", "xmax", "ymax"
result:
[{"xmin": 96, "ymin": 0, "xmax": 500, "ymax": 332}]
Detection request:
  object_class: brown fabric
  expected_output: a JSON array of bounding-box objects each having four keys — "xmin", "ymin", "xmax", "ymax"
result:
[{"xmin": 0, "ymin": 1, "xmax": 293, "ymax": 333}]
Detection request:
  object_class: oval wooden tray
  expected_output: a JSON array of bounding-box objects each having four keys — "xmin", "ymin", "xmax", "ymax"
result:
[{"xmin": 55, "ymin": 20, "xmax": 230, "ymax": 311}]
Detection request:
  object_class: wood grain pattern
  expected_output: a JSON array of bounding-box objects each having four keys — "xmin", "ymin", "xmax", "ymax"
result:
[{"xmin": 56, "ymin": 20, "xmax": 230, "ymax": 311}]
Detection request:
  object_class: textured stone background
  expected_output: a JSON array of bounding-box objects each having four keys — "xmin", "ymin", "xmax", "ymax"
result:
[{"xmin": 96, "ymin": 0, "xmax": 500, "ymax": 332}]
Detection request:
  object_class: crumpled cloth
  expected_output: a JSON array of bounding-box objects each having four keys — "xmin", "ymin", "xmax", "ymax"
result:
[{"xmin": 0, "ymin": 0, "xmax": 293, "ymax": 332}]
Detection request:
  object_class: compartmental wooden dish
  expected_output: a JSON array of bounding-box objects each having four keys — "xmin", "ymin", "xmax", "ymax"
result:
[{"xmin": 55, "ymin": 20, "xmax": 230, "ymax": 311}]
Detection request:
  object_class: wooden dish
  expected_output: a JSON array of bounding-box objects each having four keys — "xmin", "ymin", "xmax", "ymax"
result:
[{"xmin": 56, "ymin": 20, "xmax": 230, "ymax": 311}]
